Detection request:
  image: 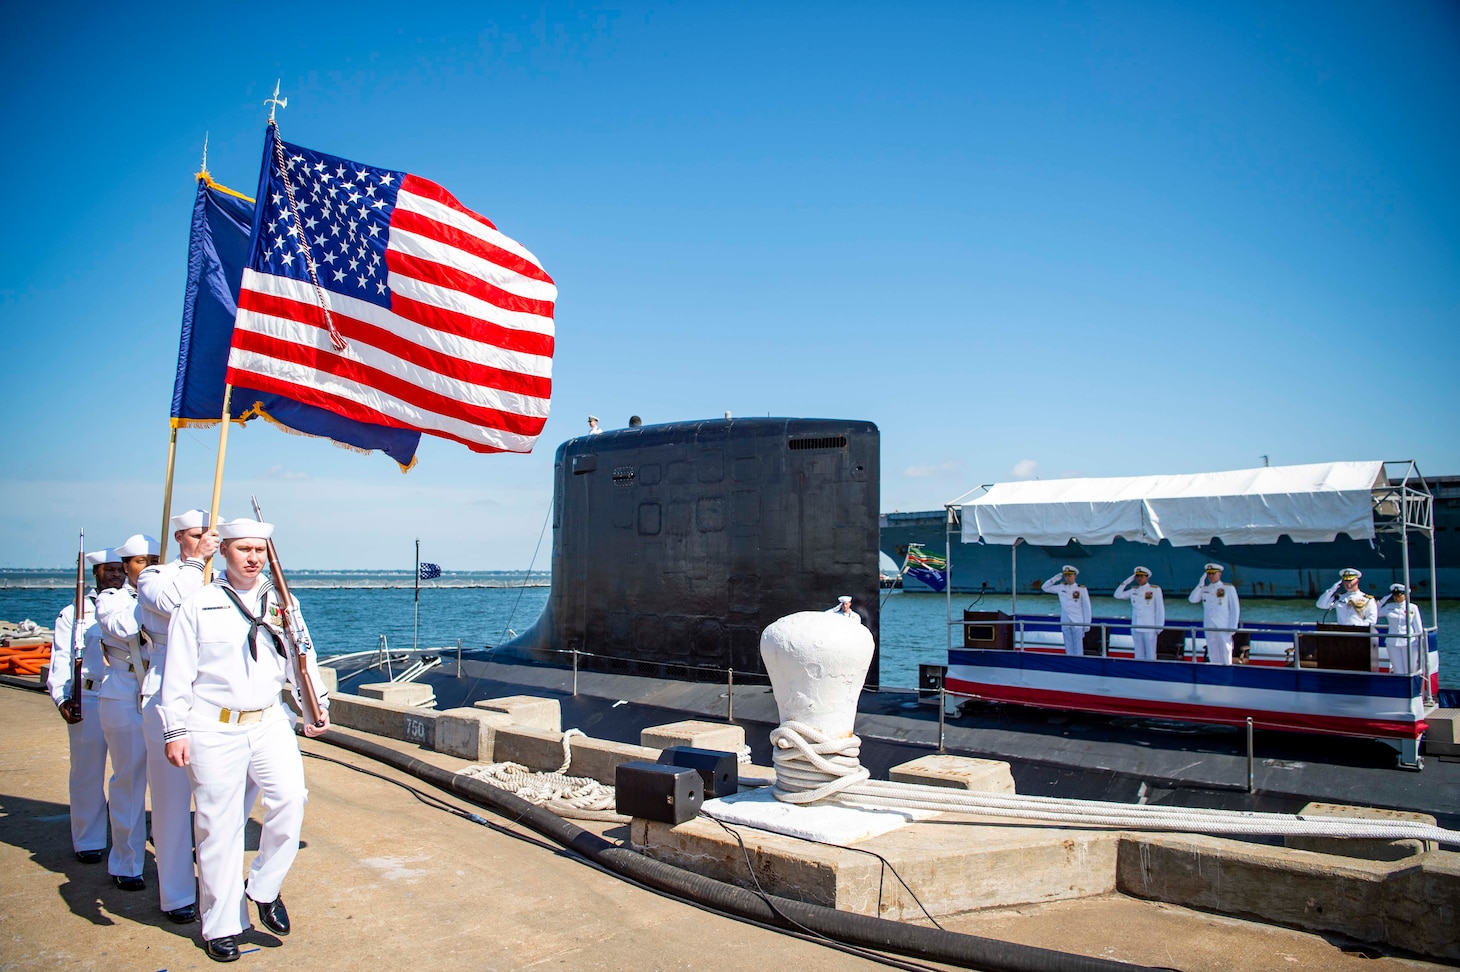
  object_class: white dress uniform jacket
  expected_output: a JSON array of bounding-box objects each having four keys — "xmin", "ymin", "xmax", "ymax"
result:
[
  {"xmin": 161, "ymin": 575, "xmax": 329, "ymax": 942},
  {"xmin": 1113, "ymin": 579, "xmax": 1165, "ymax": 661},
  {"xmin": 93, "ymin": 584, "xmax": 149, "ymax": 878},
  {"xmin": 1188, "ymin": 577, "xmax": 1240, "ymax": 665},
  {"xmin": 1376, "ymin": 596, "xmax": 1426, "ymax": 678},
  {"xmin": 48, "ymin": 593, "xmax": 109, "ymax": 854},
  {"xmin": 1316, "ymin": 585, "xmax": 1379, "ymax": 628},
  {"xmin": 1041, "ymin": 575, "xmax": 1092, "ymax": 655},
  {"xmin": 135, "ymin": 556, "xmax": 210, "ymax": 912}
]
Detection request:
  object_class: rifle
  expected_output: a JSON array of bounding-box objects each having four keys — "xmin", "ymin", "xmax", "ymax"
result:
[
  {"xmin": 61, "ymin": 530, "xmax": 84, "ymax": 724},
  {"xmin": 250, "ymin": 498, "xmax": 326, "ymax": 728}
]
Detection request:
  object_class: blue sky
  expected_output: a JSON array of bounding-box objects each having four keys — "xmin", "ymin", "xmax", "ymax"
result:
[{"xmin": 2, "ymin": 2, "xmax": 1457, "ymax": 568}]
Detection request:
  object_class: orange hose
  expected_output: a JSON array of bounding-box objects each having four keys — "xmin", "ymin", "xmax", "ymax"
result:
[{"xmin": 0, "ymin": 643, "xmax": 53, "ymax": 677}]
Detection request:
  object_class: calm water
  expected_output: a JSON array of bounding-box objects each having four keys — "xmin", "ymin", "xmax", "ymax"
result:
[{"xmin": 4, "ymin": 573, "xmax": 1452, "ymax": 692}]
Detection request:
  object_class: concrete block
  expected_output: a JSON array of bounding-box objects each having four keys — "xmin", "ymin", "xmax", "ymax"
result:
[
  {"xmin": 1284, "ymin": 802, "xmax": 1437, "ymax": 861},
  {"xmin": 473, "ymin": 695, "xmax": 560, "ymax": 731},
  {"xmin": 434, "ymin": 708, "xmax": 514, "ymax": 762},
  {"xmin": 633, "ymin": 815, "xmax": 1117, "ymax": 920},
  {"xmin": 329, "ymin": 693, "xmax": 437, "ymax": 748},
  {"xmin": 357, "ymin": 681, "xmax": 435, "ymax": 706},
  {"xmin": 491, "ymin": 726, "xmax": 661, "ymax": 784},
  {"xmin": 1424, "ymin": 708, "xmax": 1460, "ymax": 756},
  {"xmin": 640, "ymin": 720, "xmax": 745, "ymax": 753},
  {"xmin": 316, "ymin": 666, "xmax": 338, "ymax": 694},
  {"xmin": 888, "ymin": 755, "xmax": 1016, "ymax": 794},
  {"xmin": 1119, "ymin": 833, "xmax": 1460, "ymax": 961}
]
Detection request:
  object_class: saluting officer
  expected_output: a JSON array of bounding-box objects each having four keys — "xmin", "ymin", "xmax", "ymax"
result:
[
  {"xmin": 1189, "ymin": 563, "xmax": 1240, "ymax": 665},
  {"xmin": 1113, "ymin": 566, "xmax": 1165, "ymax": 661},
  {"xmin": 129, "ymin": 508, "xmax": 219, "ymax": 924},
  {"xmin": 48, "ymin": 547, "xmax": 124, "ymax": 863},
  {"xmin": 1041, "ymin": 566, "xmax": 1091, "ymax": 656},
  {"xmin": 1377, "ymin": 584, "xmax": 1426, "ymax": 678},
  {"xmin": 161, "ymin": 518, "xmax": 330, "ymax": 963},
  {"xmin": 94, "ymin": 534, "xmax": 159, "ymax": 891},
  {"xmin": 1317, "ymin": 568, "xmax": 1378, "ymax": 627}
]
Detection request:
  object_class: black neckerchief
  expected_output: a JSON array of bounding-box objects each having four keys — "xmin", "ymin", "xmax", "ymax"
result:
[{"xmin": 218, "ymin": 584, "xmax": 286, "ymax": 662}]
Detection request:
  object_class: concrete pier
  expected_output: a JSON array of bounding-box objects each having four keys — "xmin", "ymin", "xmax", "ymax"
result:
[{"xmin": 0, "ymin": 683, "xmax": 1450, "ymax": 971}]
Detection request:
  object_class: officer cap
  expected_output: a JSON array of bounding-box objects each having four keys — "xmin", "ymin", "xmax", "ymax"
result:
[
  {"xmin": 217, "ymin": 518, "xmax": 274, "ymax": 541},
  {"xmin": 1204, "ymin": 563, "xmax": 1224, "ymax": 572},
  {"xmin": 1389, "ymin": 583, "xmax": 1408, "ymax": 594},
  {"xmin": 1340, "ymin": 568, "xmax": 1361, "ymax": 580},
  {"xmin": 588, "ymin": 415, "xmax": 599, "ymax": 422},
  {"xmin": 169, "ymin": 508, "xmax": 211, "ymax": 532},
  {"xmin": 115, "ymin": 534, "xmax": 160, "ymax": 558},
  {"xmin": 1061, "ymin": 565, "xmax": 1079, "ymax": 575},
  {"xmin": 1133, "ymin": 566, "xmax": 1151, "ymax": 576}
]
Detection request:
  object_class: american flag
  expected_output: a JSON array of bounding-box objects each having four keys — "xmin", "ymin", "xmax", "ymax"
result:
[
  {"xmin": 418, "ymin": 562, "xmax": 442, "ymax": 580},
  {"xmin": 227, "ymin": 125, "xmax": 555, "ymax": 454}
]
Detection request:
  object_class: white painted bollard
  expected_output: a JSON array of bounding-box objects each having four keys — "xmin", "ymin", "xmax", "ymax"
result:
[{"xmin": 760, "ymin": 612, "xmax": 876, "ymax": 803}]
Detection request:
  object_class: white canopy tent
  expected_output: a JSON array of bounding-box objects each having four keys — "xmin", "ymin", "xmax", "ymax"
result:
[{"xmin": 959, "ymin": 461, "xmax": 1385, "ymax": 548}]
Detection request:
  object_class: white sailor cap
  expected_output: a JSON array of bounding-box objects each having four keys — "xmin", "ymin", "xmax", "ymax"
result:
[
  {"xmin": 1133, "ymin": 566, "xmax": 1151, "ymax": 576},
  {"xmin": 1204, "ymin": 563, "xmax": 1224, "ymax": 572},
  {"xmin": 838, "ymin": 595, "xmax": 852, "ymax": 604},
  {"xmin": 1389, "ymin": 583, "xmax": 1408, "ymax": 594},
  {"xmin": 115, "ymin": 534, "xmax": 160, "ymax": 558},
  {"xmin": 1061, "ymin": 565, "xmax": 1079, "ymax": 575},
  {"xmin": 1340, "ymin": 567, "xmax": 1361, "ymax": 579},
  {"xmin": 84, "ymin": 549, "xmax": 108, "ymax": 567},
  {"xmin": 169, "ymin": 508, "xmax": 211, "ymax": 532},
  {"xmin": 216, "ymin": 518, "xmax": 274, "ymax": 541},
  {"xmin": 101, "ymin": 547, "xmax": 122, "ymax": 564}
]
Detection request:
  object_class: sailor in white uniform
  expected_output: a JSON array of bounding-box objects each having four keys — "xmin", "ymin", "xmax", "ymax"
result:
[
  {"xmin": 1376, "ymin": 584, "xmax": 1426, "ymax": 678},
  {"xmin": 825, "ymin": 595, "xmax": 862, "ymax": 623},
  {"xmin": 129, "ymin": 508, "xmax": 219, "ymax": 924},
  {"xmin": 94, "ymin": 534, "xmax": 159, "ymax": 892},
  {"xmin": 587, "ymin": 415, "xmax": 602, "ymax": 434},
  {"xmin": 1188, "ymin": 563, "xmax": 1240, "ymax": 665},
  {"xmin": 48, "ymin": 547, "xmax": 124, "ymax": 863},
  {"xmin": 1041, "ymin": 566, "xmax": 1091, "ymax": 656},
  {"xmin": 1316, "ymin": 568, "xmax": 1379, "ymax": 627},
  {"xmin": 161, "ymin": 518, "xmax": 330, "ymax": 962},
  {"xmin": 1113, "ymin": 566, "xmax": 1164, "ymax": 661}
]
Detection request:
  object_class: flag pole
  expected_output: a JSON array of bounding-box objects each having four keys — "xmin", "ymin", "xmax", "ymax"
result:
[
  {"xmin": 413, "ymin": 538, "xmax": 420, "ymax": 652},
  {"xmin": 203, "ymin": 384, "xmax": 234, "ymax": 583},
  {"xmin": 158, "ymin": 426, "xmax": 180, "ymax": 561}
]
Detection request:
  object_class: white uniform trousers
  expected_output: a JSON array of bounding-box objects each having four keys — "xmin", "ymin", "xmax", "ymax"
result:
[
  {"xmin": 1060, "ymin": 624, "xmax": 1085, "ymax": 656},
  {"xmin": 1205, "ymin": 631, "xmax": 1235, "ymax": 666},
  {"xmin": 189, "ymin": 713, "xmax": 307, "ymax": 942},
  {"xmin": 66, "ymin": 694, "xmax": 110, "ymax": 853},
  {"xmin": 143, "ymin": 697, "xmax": 197, "ymax": 910},
  {"xmin": 98, "ymin": 696, "xmax": 148, "ymax": 877},
  {"xmin": 1131, "ymin": 630, "xmax": 1158, "ymax": 662}
]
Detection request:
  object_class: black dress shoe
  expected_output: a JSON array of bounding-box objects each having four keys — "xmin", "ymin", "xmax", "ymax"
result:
[
  {"xmin": 165, "ymin": 903, "xmax": 197, "ymax": 924},
  {"xmin": 253, "ymin": 895, "xmax": 290, "ymax": 936},
  {"xmin": 205, "ymin": 937, "xmax": 239, "ymax": 963},
  {"xmin": 112, "ymin": 874, "xmax": 146, "ymax": 892},
  {"xmin": 75, "ymin": 849, "xmax": 105, "ymax": 864}
]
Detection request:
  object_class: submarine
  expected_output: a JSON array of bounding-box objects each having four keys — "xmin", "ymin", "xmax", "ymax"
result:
[{"xmin": 501, "ymin": 417, "xmax": 883, "ymax": 686}]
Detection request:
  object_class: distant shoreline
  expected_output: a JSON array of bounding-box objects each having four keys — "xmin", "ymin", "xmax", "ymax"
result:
[{"xmin": 0, "ymin": 569, "xmax": 549, "ymax": 590}]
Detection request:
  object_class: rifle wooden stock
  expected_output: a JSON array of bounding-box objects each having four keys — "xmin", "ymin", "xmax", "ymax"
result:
[
  {"xmin": 261, "ymin": 538, "xmax": 326, "ymax": 727},
  {"xmin": 68, "ymin": 536, "xmax": 84, "ymax": 716}
]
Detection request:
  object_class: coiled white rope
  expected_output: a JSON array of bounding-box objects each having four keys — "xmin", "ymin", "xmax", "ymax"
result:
[
  {"xmin": 770, "ymin": 721, "xmax": 1460, "ymax": 846},
  {"xmin": 458, "ymin": 729, "xmax": 626, "ymax": 822}
]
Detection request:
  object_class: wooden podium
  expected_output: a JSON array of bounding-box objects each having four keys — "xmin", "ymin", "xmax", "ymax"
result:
[
  {"xmin": 1297, "ymin": 623, "xmax": 1372, "ymax": 671},
  {"xmin": 963, "ymin": 610, "xmax": 1013, "ymax": 650}
]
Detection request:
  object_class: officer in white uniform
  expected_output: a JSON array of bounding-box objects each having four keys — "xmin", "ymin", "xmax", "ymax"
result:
[
  {"xmin": 1113, "ymin": 566, "xmax": 1165, "ymax": 661},
  {"xmin": 1041, "ymin": 566, "xmax": 1091, "ymax": 655},
  {"xmin": 48, "ymin": 547, "xmax": 124, "ymax": 863},
  {"xmin": 161, "ymin": 518, "xmax": 330, "ymax": 963},
  {"xmin": 587, "ymin": 415, "xmax": 602, "ymax": 434},
  {"xmin": 94, "ymin": 534, "xmax": 159, "ymax": 892},
  {"xmin": 825, "ymin": 595, "xmax": 862, "ymax": 623},
  {"xmin": 129, "ymin": 508, "xmax": 219, "ymax": 924},
  {"xmin": 1317, "ymin": 568, "xmax": 1379, "ymax": 627},
  {"xmin": 1376, "ymin": 584, "xmax": 1425, "ymax": 678},
  {"xmin": 1188, "ymin": 563, "xmax": 1240, "ymax": 665}
]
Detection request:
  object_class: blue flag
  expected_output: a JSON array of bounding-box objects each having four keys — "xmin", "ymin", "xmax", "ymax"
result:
[
  {"xmin": 419, "ymin": 562, "xmax": 442, "ymax": 580},
  {"xmin": 904, "ymin": 547, "xmax": 949, "ymax": 593},
  {"xmin": 171, "ymin": 175, "xmax": 422, "ymax": 469}
]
